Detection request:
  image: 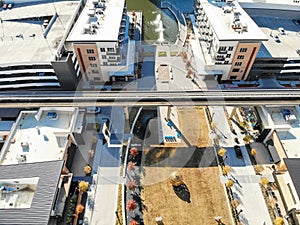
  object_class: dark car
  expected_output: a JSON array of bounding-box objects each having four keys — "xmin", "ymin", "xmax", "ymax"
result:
[
  {"xmin": 292, "ymin": 19, "xmax": 300, "ymax": 26},
  {"xmin": 234, "ymin": 145, "xmax": 243, "ymax": 159}
]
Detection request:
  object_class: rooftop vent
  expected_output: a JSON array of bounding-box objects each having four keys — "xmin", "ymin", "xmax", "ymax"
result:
[
  {"xmin": 223, "ymin": 6, "xmax": 232, "ymax": 13},
  {"xmin": 88, "ymin": 8, "xmax": 95, "ymax": 17}
]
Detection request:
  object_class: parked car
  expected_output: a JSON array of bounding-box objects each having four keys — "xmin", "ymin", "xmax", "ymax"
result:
[
  {"xmin": 7, "ymin": 3, "xmax": 13, "ymax": 9},
  {"xmin": 234, "ymin": 145, "xmax": 243, "ymax": 159},
  {"xmin": 292, "ymin": 19, "xmax": 300, "ymax": 26},
  {"xmin": 2, "ymin": 3, "xmax": 8, "ymax": 9},
  {"xmin": 278, "ymin": 27, "xmax": 286, "ymax": 35},
  {"xmin": 86, "ymin": 107, "xmax": 101, "ymax": 114},
  {"xmin": 273, "ymin": 35, "xmax": 281, "ymax": 43}
]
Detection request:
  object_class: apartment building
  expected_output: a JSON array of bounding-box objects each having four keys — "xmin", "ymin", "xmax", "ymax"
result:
[
  {"xmin": 0, "ymin": 107, "xmax": 87, "ymax": 224},
  {"xmin": 67, "ymin": 0, "xmax": 135, "ymax": 87},
  {"xmin": 0, "ymin": 1, "xmax": 83, "ymax": 91},
  {"xmin": 0, "ymin": 160, "xmax": 70, "ymax": 225},
  {"xmin": 194, "ymin": 0, "xmax": 267, "ymax": 81}
]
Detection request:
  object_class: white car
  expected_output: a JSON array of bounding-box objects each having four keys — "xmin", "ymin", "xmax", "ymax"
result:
[
  {"xmin": 86, "ymin": 107, "xmax": 101, "ymax": 114},
  {"xmin": 278, "ymin": 27, "xmax": 286, "ymax": 35}
]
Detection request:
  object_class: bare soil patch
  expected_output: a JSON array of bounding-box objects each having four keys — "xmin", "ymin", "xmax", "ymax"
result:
[
  {"xmin": 141, "ymin": 167, "xmax": 232, "ymax": 225},
  {"xmin": 177, "ymin": 106, "xmax": 211, "ymax": 148}
]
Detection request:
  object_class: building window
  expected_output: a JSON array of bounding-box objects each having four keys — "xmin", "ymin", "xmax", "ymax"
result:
[
  {"xmin": 240, "ymin": 48, "xmax": 247, "ymax": 52},
  {"xmin": 109, "ymin": 56, "xmax": 117, "ymax": 60},
  {"xmin": 94, "ymin": 77, "xmax": 101, "ymax": 81},
  {"xmin": 230, "ymin": 76, "xmax": 237, "ymax": 79},
  {"xmin": 235, "ymin": 62, "xmax": 242, "ymax": 66},
  {"xmin": 103, "ymin": 62, "xmax": 108, "ymax": 65},
  {"xmin": 87, "ymin": 49, "xmax": 94, "ymax": 54},
  {"xmin": 90, "ymin": 63, "xmax": 97, "ymax": 67},
  {"xmin": 226, "ymin": 54, "xmax": 231, "ymax": 58},
  {"xmin": 219, "ymin": 46, "xmax": 227, "ymax": 52},
  {"xmin": 100, "ymin": 48, "xmax": 105, "ymax": 52},
  {"xmin": 232, "ymin": 68, "xmax": 240, "ymax": 72},
  {"xmin": 107, "ymin": 48, "xmax": 114, "ymax": 52},
  {"xmin": 88, "ymin": 56, "xmax": 96, "ymax": 61},
  {"xmin": 224, "ymin": 61, "xmax": 229, "ymax": 64},
  {"xmin": 228, "ymin": 46, "xmax": 234, "ymax": 51},
  {"xmin": 91, "ymin": 69, "xmax": 99, "ymax": 74},
  {"xmin": 102, "ymin": 55, "xmax": 107, "ymax": 59},
  {"xmin": 237, "ymin": 55, "xmax": 245, "ymax": 59}
]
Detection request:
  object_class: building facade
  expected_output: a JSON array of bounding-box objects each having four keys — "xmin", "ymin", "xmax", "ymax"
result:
[{"xmin": 67, "ymin": 0, "xmax": 135, "ymax": 87}]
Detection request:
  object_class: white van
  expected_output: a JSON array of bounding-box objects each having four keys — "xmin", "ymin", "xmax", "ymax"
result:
[{"xmin": 86, "ymin": 107, "xmax": 101, "ymax": 114}]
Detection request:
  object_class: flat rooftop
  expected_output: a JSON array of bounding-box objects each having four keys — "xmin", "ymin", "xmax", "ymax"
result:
[
  {"xmin": 0, "ymin": 1, "xmax": 79, "ymax": 65},
  {"xmin": 198, "ymin": 0, "xmax": 267, "ymax": 41},
  {"xmin": 67, "ymin": 0, "xmax": 125, "ymax": 42},
  {"xmin": 0, "ymin": 107, "xmax": 79, "ymax": 165},
  {"xmin": 265, "ymin": 106, "xmax": 300, "ymax": 158},
  {"xmin": 252, "ymin": 16, "xmax": 300, "ymax": 58},
  {"xmin": 0, "ymin": 160, "xmax": 64, "ymax": 225},
  {"xmin": 238, "ymin": 0, "xmax": 300, "ymax": 10}
]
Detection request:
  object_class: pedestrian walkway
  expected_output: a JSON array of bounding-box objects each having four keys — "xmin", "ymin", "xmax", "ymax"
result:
[{"xmin": 210, "ymin": 106, "xmax": 273, "ymax": 225}]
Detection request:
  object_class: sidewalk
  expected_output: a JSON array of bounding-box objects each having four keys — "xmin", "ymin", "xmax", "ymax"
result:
[{"xmin": 209, "ymin": 106, "xmax": 273, "ymax": 225}]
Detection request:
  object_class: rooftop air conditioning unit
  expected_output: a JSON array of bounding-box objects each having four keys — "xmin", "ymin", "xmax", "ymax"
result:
[
  {"xmin": 88, "ymin": 8, "xmax": 95, "ymax": 17},
  {"xmin": 84, "ymin": 24, "xmax": 90, "ymax": 32},
  {"xmin": 16, "ymin": 154, "xmax": 27, "ymax": 162}
]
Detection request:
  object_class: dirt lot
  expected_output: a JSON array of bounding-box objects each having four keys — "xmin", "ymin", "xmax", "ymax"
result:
[
  {"xmin": 141, "ymin": 167, "xmax": 232, "ymax": 225},
  {"xmin": 177, "ymin": 106, "xmax": 211, "ymax": 148}
]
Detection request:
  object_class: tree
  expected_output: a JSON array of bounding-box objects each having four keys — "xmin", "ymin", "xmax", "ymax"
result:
[
  {"xmin": 127, "ymin": 180, "xmax": 137, "ymax": 191},
  {"xmin": 250, "ymin": 149, "xmax": 257, "ymax": 156},
  {"xmin": 210, "ymin": 122, "xmax": 216, "ymax": 130},
  {"xmin": 127, "ymin": 161, "xmax": 136, "ymax": 171},
  {"xmin": 260, "ymin": 177, "xmax": 269, "ymax": 187},
  {"xmin": 126, "ymin": 199, "xmax": 137, "ymax": 211},
  {"xmin": 243, "ymin": 135, "xmax": 252, "ymax": 144},
  {"xmin": 78, "ymin": 181, "xmax": 89, "ymax": 192},
  {"xmin": 186, "ymin": 68, "xmax": 193, "ymax": 78},
  {"xmin": 226, "ymin": 179, "xmax": 234, "ymax": 188},
  {"xmin": 169, "ymin": 171, "xmax": 184, "ymax": 186},
  {"xmin": 76, "ymin": 204, "xmax": 84, "ymax": 214},
  {"xmin": 231, "ymin": 199, "xmax": 240, "ymax": 208},
  {"xmin": 186, "ymin": 60, "xmax": 191, "ymax": 67},
  {"xmin": 130, "ymin": 147, "xmax": 139, "ymax": 157},
  {"xmin": 274, "ymin": 217, "xmax": 284, "ymax": 225},
  {"xmin": 254, "ymin": 165, "xmax": 264, "ymax": 174},
  {"xmin": 84, "ymin": 165, "xmax": 92, "ymax": 175},
  {"xmin": 222, "ymin": 165, "xmax": 231, "ymax": 176},
  {"xmin": 218, "ymin": 148, "xmax": 227, "ymax": 157},
  {"xmin": 129, "ymin": 220, "xmax": 139, "ymax": 225}
]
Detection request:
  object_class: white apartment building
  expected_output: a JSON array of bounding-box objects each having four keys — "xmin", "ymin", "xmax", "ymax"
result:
[
  {"xmin": 67, "ymin": 0, "xmax": 135, "ymax": 85},
  {"xmin": 194, "ymin": 0, "xmax": 267, "ymax": 80}
]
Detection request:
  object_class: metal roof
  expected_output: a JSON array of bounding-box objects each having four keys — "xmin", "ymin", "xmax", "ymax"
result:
[
  {"xmin": 0, "ymin": 160, "xmax": 64, "ymax": 225},
  {"xmin": 284, "ymin": 158, "xmax": 300, "ymax": 198}
]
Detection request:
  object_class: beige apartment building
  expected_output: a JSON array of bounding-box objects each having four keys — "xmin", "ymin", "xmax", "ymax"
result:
[{"xmin": 67, "ymin": 0, "xmax": 135, "ymax": 87}]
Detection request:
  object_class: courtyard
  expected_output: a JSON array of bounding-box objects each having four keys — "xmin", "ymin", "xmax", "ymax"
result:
[
  {"xmin": 139, "ymin": 106, "xmax": 232, "ymax": 225},
  {"xmin": 141, "ymin": 167, "xmax": 232, "ymax": 225}
]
